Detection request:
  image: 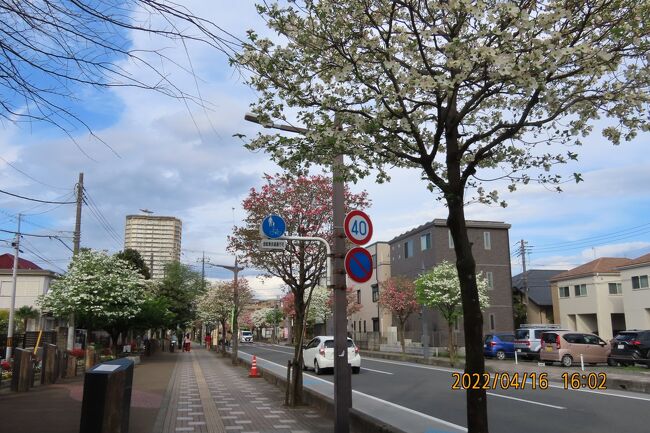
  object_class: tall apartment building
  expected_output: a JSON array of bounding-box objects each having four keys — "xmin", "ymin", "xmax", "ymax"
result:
[
  {"xmin": 388, "ymin": 219, "xmax": 514, "ymax": 347},
  {"xmin": 124, "ymin": 215, "xmax": 182, "ymax": 280}
]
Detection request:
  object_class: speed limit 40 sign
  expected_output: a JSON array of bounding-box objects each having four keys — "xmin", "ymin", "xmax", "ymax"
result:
[{"xmin": 344, "ymin": 210, "xmax": 373, "ymax": 245}]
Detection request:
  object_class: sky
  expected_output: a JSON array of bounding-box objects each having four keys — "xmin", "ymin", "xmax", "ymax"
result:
[{"xmin": 1, "ymin": 2, "xmax": 649, "ymax": 300}]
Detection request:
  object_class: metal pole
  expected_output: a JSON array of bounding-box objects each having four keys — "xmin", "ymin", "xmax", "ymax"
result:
[
  {"xmin": 332, "ymin": 153, "xmax": 350, "ymax": 433},
  {"xmin": 5, "ymin": 214, "xmax": 21, "ymax": 359}
]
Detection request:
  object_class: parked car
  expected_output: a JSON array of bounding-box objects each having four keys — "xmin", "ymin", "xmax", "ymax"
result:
[
  {"xmin": 484, "ymin": 333, "xmax": 515, "ymax": 360},
  {"xmin": 540, "ymin": 331, "xmax": 610, "ymax": 367},
  {"xmin": 240, "ymin": 330, "xmax": 253, "ymax": 343},
  {"xmin": 514, "ymin": 324, "xmax": 565, "ymax": 360},
  {"xmin": 302, "ymin": 336, "xmax": 361, "ymax": 374},
  {"xmin": 608, "ymin": 330, "xmax": 650, "ymax": 367}
]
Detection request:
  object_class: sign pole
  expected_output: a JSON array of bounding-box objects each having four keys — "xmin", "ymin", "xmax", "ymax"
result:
[{"xmin": 332, "ymin": 153, "xmax": 351, "ymax": 433}]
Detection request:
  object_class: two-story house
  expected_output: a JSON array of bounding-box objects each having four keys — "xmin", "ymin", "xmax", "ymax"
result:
[
  {"xmin": 617, "ymin": 253, "xmax": 650, "ymax": 329},
  {"xmin": 550, "ymin": 257, "xmax": 632, "ymax": 340}
]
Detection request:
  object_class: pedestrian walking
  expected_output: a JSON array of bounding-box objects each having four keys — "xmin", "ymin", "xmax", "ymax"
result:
[
  {"xmin": 183, "ymin": 333, "xmax": 191, "ymax": 352},
  {"xmin": 205, "ymin": 333, "xmax": 212, "ymax": 350}
]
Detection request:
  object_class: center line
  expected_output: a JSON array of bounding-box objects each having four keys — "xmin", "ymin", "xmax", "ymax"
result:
[{"xmin": 362, "ymin": 367, "xmax": 393, "ymax": 375}]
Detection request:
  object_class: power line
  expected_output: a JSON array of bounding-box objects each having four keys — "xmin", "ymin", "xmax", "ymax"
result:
[
  {"xmin": 80, "ymin": 188, "xmax": 122, "ymax": 248},
  {"xmin": 0, "ymin": 228, "xmax": 73, "ymax": 239},
  {"xmin": 0, "ymin": 156, "xmax": 70, "ymax": 190},
  {"xmin": 0, "ymin": 188, "xmax": 76, "ymax": 204},
  {"xmin": 533, "ymin": 222, "xmax": 650, "ymax": 252},
  {"xmin": 20, "ymin": 239, "xmax": 67, "ymax": 274}
]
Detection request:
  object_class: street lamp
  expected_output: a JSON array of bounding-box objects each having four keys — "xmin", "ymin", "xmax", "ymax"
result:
[
  {"xmin": 205, "ymin": 259, "xmax": 244, "ymax": 365},
  {"xmin": 245, "ymin": 112, "xmax": 351, "ymax": 432}
]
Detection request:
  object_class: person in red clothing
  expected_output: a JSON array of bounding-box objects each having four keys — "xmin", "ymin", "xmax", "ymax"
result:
[
  {"xmin": 204, "ymin": 333, "xmax": 212, "ymax": 350},
  {"xmin": 183, "ymin": 333, "xmax": 191, "ymax": 352}
]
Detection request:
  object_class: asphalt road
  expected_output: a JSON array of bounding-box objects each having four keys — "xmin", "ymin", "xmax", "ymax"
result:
[{"xmin": 239, "ymin": 342, "xmax": 650, "ymax": 433}]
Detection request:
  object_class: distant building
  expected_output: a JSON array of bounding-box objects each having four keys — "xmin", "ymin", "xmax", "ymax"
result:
[
  {"xmin": 124, "ymin": 214, "xmax": 182, "ymax": 280},
  {"xmin": 550, "ymin": 253, "xmax": 650, "ymax": 340},
  {"xmin": 348, "ymin": 242, "xmax": 393, "ymax": 343},
  {"xmin": 0, "ymin": 253, "xmax": 58, "ymax": 331},
  {"xmin": 512, "ymin": 269, "xmax": 567, "ymax": 326},
  {"xmin": 387, "ymin": 218, "xmax": 514, "ymax": 348}
]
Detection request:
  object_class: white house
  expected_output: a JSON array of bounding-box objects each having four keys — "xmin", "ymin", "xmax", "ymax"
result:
[
  {"xmin": 0, "ymin": 253, "xmax": 58, "ymax": 331},
  {"xmin": 617, "ymin": 253, "xmax": 650, "ymax": 330}
]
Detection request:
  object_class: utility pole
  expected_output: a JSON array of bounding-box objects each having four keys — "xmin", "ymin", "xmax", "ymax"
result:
[
  {"xmin": 520, "ymin": 239, "xmax": 529, "ymax": 322},
  {"xmin": 201, "ymin": 251, "xmax": 206, "ymax": 291},
  {"xmin": 67, "ymin": 172, "xmax": 84, "ymax": 351},
  {"xmin": 5, "ymin": 214, "xmax": 21, "ymax": 360},
  {"xmin": 332, "ymin": 153, "xmax": 351, "ymax": 433}
]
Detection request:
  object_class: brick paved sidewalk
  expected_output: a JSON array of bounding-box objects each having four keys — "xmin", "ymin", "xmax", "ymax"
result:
[{"xmin": 156, "ymin": 347, "xmax": 335, "ymax": 433}]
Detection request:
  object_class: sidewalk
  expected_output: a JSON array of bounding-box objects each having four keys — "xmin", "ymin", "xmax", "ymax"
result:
[
  {"xmin": 157, "ymin": 347, "xmax": 336, "ymax": 433},
  {"xmin": 0, "ymin": 346, "xmax": 339, "ymax": 433}
]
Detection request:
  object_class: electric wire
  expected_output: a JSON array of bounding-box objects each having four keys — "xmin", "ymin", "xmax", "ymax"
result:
[
  {"xmin": 82, "ymin": 188, "xmax": 122, "ymax": 245},
  {"xmin": 0, "ymin": 156, "xmax": 70, "ymax": 190},
  {"xmin": 0, "ymin": 188, "xmax": 76, "ymax": 204}
]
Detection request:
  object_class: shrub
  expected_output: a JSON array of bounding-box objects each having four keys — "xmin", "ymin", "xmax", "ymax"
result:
[{"xmin": 1, "ymin": 360, "xmax": 11, "ymax": 371}]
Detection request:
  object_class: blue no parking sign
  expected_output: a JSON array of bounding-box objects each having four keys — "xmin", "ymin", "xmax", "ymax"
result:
[{"xmin": 344, "ymin": 247, "xmax": 373, "ymax": 283}]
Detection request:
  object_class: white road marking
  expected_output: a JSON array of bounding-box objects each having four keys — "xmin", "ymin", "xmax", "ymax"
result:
[
  {"xmin": 361, "ymin": 367, "xmax": 393, "ymax": 375},
  {"xmin": 486, "ymin": 392, "xmax": 566, "ymax": 409},
  {"xmin": 239, "ymin": 350, "xmax": 467, "ymax": 432}
]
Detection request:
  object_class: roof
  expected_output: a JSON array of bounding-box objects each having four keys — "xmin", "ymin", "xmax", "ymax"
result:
[
  {"xmin": 512, "ymin": 269, "xmax": 567, "ymax": 306},
  {"xmin": 389, "ymin": 218, "xmax": 511, "ymax": 244},
  {"xmin": 0, "ymin": 253, "xmax": 42, "ymax": 270},
  {"xmin": 550, "ymin": 258, "xmax": 633, "ymax": 282},
  {"xmin": 616, "ymin": 253, "xmax": 650, "ymax": 270}
]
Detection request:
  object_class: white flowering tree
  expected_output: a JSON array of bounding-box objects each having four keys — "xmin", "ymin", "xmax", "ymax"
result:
[
  {"xmin": 197, "ymin": 282, "xmax": 233, "ymax": 354},
  {"xmin": 415, "ymin": 261, "xmax": 490, "ymax": 365},
  {"xmin": 39, "ymin": 250, "xmax": 145, "ymax": 350},
  {"xmin": 251, "ymin": 308, "xmax": 270, "ymax": 339},
  {"xmin": 237, "ymin": 2, "xmax": 649, "ymax": 430}
]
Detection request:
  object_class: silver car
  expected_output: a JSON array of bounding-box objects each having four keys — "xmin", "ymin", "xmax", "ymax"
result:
[{"xmin": 514, "ymin": 324, "xmax": 565, "ymax": 360}]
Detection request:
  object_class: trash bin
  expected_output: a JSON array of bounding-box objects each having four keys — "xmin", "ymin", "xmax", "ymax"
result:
[{"xmin": 79, "ymin": 357, "xmax": 134, "ymax": 433}]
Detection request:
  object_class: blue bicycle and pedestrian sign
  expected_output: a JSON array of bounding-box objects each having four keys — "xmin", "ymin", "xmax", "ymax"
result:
[
  {"xmin": 344, "ymin": 247, "xmax": 373, "ymax": 283},
  {"xmin": 260, "ymin": 214, "xmax": 286, "ymax": 239}
]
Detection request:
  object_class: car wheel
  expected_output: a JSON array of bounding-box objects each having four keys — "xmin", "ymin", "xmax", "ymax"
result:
[
  {"xmin": 352, "ymin": 366, "xmax": 360, "ymax": 374},
  {"xmin": 561, "ymin": 355, "xmax": 573, "ymax": 367},
  {"xmin": 314, "ymin": 360, "xmax": 322, "ymax": 375},
  {"xmin": 607, "ymin": 357, "xmax": 617, "ymax": 367},
  {"xmin": 496, "ymin": 350, "xmax": 506, "ymax": 361}
]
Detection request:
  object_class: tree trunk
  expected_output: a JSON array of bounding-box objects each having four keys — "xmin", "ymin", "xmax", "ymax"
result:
[
  {"xmin": 290, "ymin": 294, "xmax": 306, "ymax": 406},
  {"xmin": 447, "ymin": 322, "xmax": 455, "ymax": 366},
  {"xmin": 399, "ymin": 319, "xmax": 406, "ymax": 354},
  {"xmin": 220, "ymin": 319, "xmax": 227, "ymax": 356},
  {"xmin": 232, "ymin": 310, "xmax": 239, "ymax": 365},
  {"xmin": 447, "ymin": 194, "xmax": 488, "ymax": 433}
]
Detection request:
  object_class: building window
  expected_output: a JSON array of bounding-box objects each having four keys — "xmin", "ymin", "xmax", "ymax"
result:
[
  {"xmin": 559, "ymin": 286, "xmax": 570, "ymax": 298},
  {"xmin": 484, "ymin": 231, "xmax": 491, "ymax": 250},
  {"xmin": 608, "ymin": 282, "xmax": 622, "ymax": 295},
  {"xmin": 485, "ymin": 271, "xmax": 494, "ymax": 290},
  {"xmin": 372, "ymin": 318, "xmax": 379, "ymax": 332},
  {"xmin": 356, "ymin": 290, "xmax": 361, "ymax": 304},
  {"xmin": 372, "ymin": 254, "xmax": 377, "ymax": 268},
  {"xmin": 420, "ymin": 233, "xmax": 431, "ymax": 251},
  {"xmin": 353, "ymin": 321, "xmax": 356, "ymax": 331},
  {"xmin": 404, "ymin": 240, "xmax": 414, "ymax": 258},
  {"xmin": 448, "ymin": 230, "xmax": 454, "ymax": 249},
  {"xmin": 371, "ymin": 284, "xmax": 379, "ymax": 302},
  {"xmin": 489, "ymin": 313, "xmax": 495, "ymax": 331},
  {"xmin": 574, "ymin": 284, "xmax": 587, "ymax": 297},
  {"xmin": 363, "ymin": 320, "xmax": 367, "ymax": 332},
  {"xmin": 632, "ymin": 275, "xmax": 649, "ymax": 289}
]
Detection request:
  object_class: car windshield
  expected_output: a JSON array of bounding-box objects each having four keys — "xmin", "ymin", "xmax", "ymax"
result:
[
  {"xmin": 242, "ymin": 331, "xmax": 252, "ymax": 336},
  {"xmin": 515, "ymin": 330, "xmax": 529, "ymax": 339},
  {"xmin": 614, "ymin": 333, "xmax": 638, "ymax": 341}
]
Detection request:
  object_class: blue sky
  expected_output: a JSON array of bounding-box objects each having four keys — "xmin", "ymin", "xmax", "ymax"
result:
[{"xmin": 1, "ymin": 1, "xmax": 649, "ymax": 299}]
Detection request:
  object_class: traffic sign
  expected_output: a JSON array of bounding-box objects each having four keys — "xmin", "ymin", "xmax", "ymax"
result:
[
  {"xmin": 258, "ymin": 239, "xmax": 288, "ymax": 251},
  {"xmin": 260, "ymin": 214, "xmax": 286, "ymax": 239},
  {"xmin": 344, "ymin": 210, "xmax": 373, "ymax": 245},
  {"xmin": 344, "ymin": 247, "xmax": 373, "ymax": 283}
]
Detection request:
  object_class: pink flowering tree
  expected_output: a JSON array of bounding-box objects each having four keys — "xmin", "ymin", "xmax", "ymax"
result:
[
  {"xmin": 379, "ymin": 276, "xmax": 419, "ymax": 353},
  {"xmin": 229, "ymin": 173, "xmax": 369, "ymax": 406}
]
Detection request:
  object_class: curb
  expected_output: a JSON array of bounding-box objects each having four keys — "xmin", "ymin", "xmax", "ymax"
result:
[{"xmin": 236, "ymin": 355, "xmax": 408, "ymax": 433}]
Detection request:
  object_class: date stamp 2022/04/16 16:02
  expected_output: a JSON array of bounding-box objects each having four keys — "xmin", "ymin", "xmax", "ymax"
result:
[{"xmin": 451, "ymin": 372, "xmax": 608, "ymax": 390}]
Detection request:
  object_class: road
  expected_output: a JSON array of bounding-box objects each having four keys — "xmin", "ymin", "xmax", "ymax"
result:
[{"xmin": 239, "ymin": 342, "xmax": 650, "ymax": 433}]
